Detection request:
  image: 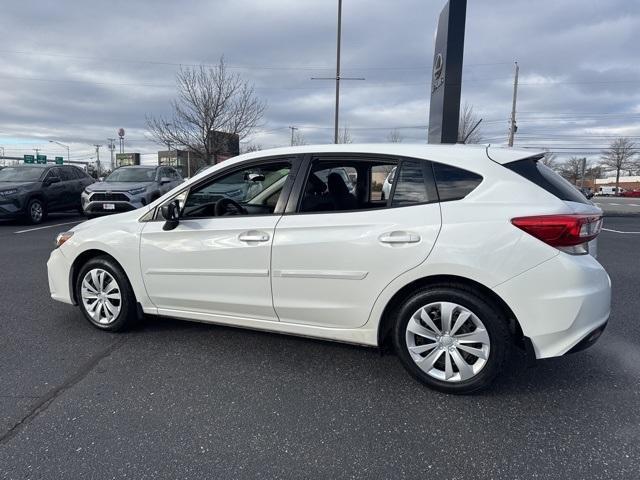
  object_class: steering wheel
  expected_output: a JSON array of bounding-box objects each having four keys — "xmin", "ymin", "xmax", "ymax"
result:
[{"xmin": 214, "ymin": 197, "xmax": 248, "ymax": 216}]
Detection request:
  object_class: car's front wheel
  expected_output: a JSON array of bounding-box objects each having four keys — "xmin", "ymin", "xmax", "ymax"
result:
[
  {"xmin": 26, "ymin": 198, "xmax": 46, "ymax": 224},
  {"xmin": 75, "ymin": 256, "xmax": 138, "ymax": 331},
  {"xmin": 392, "ymin": 286, "xmax": 510, "ymax": 394}
]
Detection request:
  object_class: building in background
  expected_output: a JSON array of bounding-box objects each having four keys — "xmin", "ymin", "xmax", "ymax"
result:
[
  {"xmin": 115, "ymin": 153, "xmax": 141, "ymax": 167},
  {"xmin": 158, "ymin": 150, "xmax": 204, "ymax": 178},
  {"xmin": 595, "ymin": 175, "xmax": 640, "ymax": 192},
  {"xmin": 207, "ymin": 131, "xmax": 240, "ymax": 164}
]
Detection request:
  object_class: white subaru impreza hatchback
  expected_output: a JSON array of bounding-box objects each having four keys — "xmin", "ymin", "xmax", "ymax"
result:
[{"xmin": 47, "ymin": 144, "xmax": 610, "ymax": 394}]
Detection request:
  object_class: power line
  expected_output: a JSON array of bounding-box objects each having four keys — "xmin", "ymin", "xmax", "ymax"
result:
[{"xmin": 0, "ymin": 49, "xmax": 515, "ymax": 71}]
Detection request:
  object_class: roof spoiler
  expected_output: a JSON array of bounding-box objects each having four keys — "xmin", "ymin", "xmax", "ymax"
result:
[{"xmin": 485, "ymin": 144, "xmax": 545, "ymax": 165}]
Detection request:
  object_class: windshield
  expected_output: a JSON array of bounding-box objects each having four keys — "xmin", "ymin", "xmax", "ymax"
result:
[
  {"xmin": 245, "ymin": 168, "xmax": 289, "ymax": 203},
  {"xmin": 106, "ymin": 168, "xmax": 156, "ymax": 182},
  {"xmin": 0, "ymin": 167, "xmax": 45, "ymax": 182}
]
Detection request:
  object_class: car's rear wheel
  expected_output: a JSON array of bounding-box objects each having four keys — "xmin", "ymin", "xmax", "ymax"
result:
[
  {"xmin": 26, "ymin": 198, "xmax": 46, "ymax": 224},
  {"xmin": 75, "ymin": 256, "xmax": 138, "ymax": 331},
  {"xmin": 392, "ymin": 286, "xmax": 510, "ymax": 394}
]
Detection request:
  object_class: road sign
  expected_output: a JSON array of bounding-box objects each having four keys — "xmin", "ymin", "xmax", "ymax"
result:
[
  {"xmin": 36, "ymin": 155, "xmax": 47, "ymax": 164},
  {"xmin": 23, "ymin": 155, "xmax": 35, "ymax": 164},
  {"xmin": 55, "ymin": 156, "xmax": 64, "ymax": 165}
]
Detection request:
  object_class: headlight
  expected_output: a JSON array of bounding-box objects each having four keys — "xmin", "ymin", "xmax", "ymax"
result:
[
  {"xmin": 83, "ymin": 188, "xmax": 91, "ymax": 194},
  {"xmin": 55, "ymin": 231, "xmax": 74, "ymax": 249},
  {"xmin": 128, "ymin": 187, "xmax": 147, "ymax": 195},
  {"xmin": 0, "ymin": 189, "xmax": 18, "ymax": 197}
]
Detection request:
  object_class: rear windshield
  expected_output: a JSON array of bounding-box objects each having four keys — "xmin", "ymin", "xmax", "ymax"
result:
[{"xmin": 505, "ymin": 156, "xmax": 589, "ymax": 204}]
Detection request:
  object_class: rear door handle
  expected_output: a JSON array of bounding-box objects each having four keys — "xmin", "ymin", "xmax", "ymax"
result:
[
  {"xmin": 379, "ymin": 232, "xmax": 421, "ymax": 244},
  {"xmin": 239, "ymin": 231, "xmax": 270, "ymax": 242}
]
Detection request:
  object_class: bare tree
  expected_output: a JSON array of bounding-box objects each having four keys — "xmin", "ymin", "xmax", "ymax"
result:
[
  {"xmin": 559, "ymin": 156, "xmax": 588, "ymax": 185},
  {"xmin": 600, "ymin": 137, "xmax": 637, "ymax": 194},
  {"xmin": 458, "ymin": 103, "xmax": 483, "ymax": 144},
  {"xmin": 337, "ymin": 126, "xmax": 353, "ymax": 144},
  {"xmin": 387, "ymin": 129, "xmax": 403, "ymax": 143},
  {"xmin": 541, "ymin": 149, "xmax": 558, "ymax": 169},
  {"xmin": 146, "ymin": 58, "xmax": 266, "ymax": 164},
  {"xmin": 291, "ymin": 130, "xmax": 307, "ymax": 146}
]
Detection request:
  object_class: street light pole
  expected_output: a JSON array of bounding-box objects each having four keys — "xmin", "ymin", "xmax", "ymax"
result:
[
  {"xmin": 311, "ymin": 0, "xmax": 364, "ymax": 144},
  {"xmin": 334, "ymin": 0, "xmax": 342, "ymax": 144},
  {"xmin": 49, "ymin": 140, "xmax": 70, "ymax": 163}
]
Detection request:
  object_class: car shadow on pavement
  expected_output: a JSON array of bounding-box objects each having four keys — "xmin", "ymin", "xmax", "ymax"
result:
[{"xmin": 130, "ymin": 314, "xmax": 615, "ymax": 398}]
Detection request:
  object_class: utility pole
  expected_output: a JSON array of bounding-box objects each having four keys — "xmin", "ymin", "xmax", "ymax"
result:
[
  {"xmin": 33, "ymin": 148, "xmax": 40, "ymax": 157},
  {"xmin": 94, "ymin": 144, "xmax": 102, "ymax": 177},
  {"xmin": 289, "ymin": 126, "xmax": 299, "ymax": 146},
  {"xmin": 311, "ymin": 0, "xmax": 364, "ymax": 144},
  {"xmin": 580, "ymin": 157, "xmax": 587, "ymax": 189},
  {"xmin": 107, "ymin": 138, "xmax": 116, "ymax": 171},
  {"xmin": 507, "ymin": 61, "xmax": 519, "ymax": 147}
]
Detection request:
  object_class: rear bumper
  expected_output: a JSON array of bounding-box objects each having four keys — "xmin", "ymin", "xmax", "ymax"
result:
[
  {"xmin": 494, "ymin": 252, "xmax": 611, "ymax": 359},
  {"xmin": 47, "ymin": 248, "xmax": 74, "ymax": 305}
]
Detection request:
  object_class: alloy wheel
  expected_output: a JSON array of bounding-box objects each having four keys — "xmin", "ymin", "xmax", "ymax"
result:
[
  {"xmin": 405, "ymin": 301, "xmax": 490, "ymax": 382},
  {"xmin": 30, "ymin": 201, "xmax": 43, "ymax": 223},
  {"xmin": 80, "ymin": 268, "xmax": 122, "ymax": 324}
]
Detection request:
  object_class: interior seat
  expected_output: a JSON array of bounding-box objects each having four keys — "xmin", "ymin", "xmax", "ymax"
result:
[{"xmin": 327, "ymin": 172, "xmax": 357, "ymax": 211}]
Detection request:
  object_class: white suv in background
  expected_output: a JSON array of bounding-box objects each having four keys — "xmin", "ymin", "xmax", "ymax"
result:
[{"xmin": 47, "ymin": 144, "xmax": 610, "ymax": 394}]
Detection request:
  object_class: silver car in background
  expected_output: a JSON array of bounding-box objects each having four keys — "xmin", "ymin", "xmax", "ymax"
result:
[{"xmin": 82, "ymin": 165, "xmax": 183, "ymax": 217}]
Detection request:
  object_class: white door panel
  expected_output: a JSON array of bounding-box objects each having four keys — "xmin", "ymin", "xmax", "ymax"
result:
[
  {"xmin": 140, "ymin": 216, "xmax": 279, "ymax": 320},
  {"xmin": 271, "ymin": 204, "xmax": 441, "ymax": 328}
]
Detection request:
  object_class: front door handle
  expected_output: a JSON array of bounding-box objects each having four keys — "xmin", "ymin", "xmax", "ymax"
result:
[
  {"xmin": 379, "ymin": 231, "xmax": 421, "ymax": 244},
  {"xmin": 239, "ymin": 231, "xmax": 270, "ymax": 242}
]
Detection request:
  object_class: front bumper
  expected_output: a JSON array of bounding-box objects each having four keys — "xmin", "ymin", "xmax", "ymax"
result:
[
  {"xmin": 47, "ymin": 248, "xmax": 74, "ymax": 305},
  {"xmin": 0, "ymin": 196, "xmax": 26, "ymax": 219},
  {"xmin": 494, "ymin": 252, "xmax": 611, "ymax": 359},
  {"xmin": 82, "ymin": 191, "xmax": 145, "ymax": 215}
]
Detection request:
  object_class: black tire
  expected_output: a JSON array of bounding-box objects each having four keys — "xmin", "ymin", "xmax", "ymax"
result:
[
  {"xmin": 75, "ymin": 256, "xmax": 138, "ymax": 332},
  {"xmin": 392, "ymin": 285, "xmax": 511, "ymax": 394},
  {"xmin": 25, "ymin": 197, "xmax": 46, "ymax": 224}
]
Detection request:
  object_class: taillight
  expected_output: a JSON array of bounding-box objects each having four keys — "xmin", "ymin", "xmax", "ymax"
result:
[{"xmin": 511, "ymin": 214, "xmax": 603, "ymax": 255}]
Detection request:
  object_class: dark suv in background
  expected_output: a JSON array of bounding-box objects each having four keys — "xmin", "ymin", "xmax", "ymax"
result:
[
  {"xmin": 0, "ymin": 165, "xmax": 95, "ymax": 224},
  {"xmin": 81, "ymin": 165, "xmax": 183, "ymax": 217}
]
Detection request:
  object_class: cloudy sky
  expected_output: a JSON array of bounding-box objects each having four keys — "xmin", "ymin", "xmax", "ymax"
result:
[{"xmin": 0, "ymin": 0, "xmax": 638, "ymax": 166}]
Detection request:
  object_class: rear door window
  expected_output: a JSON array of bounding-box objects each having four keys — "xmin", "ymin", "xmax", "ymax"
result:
[
  {"xmin": 433, "ymin": 163, "xmax": 483, "ymax": 201},
  {"xmin": 505, "ymin": 157, "xmax": 589, "ymax": 204},
  {"xmin": 391, "ymin": 160, "xmax": 435, "ymax": 207}
]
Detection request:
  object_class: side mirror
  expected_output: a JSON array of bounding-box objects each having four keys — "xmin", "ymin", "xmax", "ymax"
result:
[
  {"xmin": 245, "ymin": 173, "xmax": 265, "ymax": 182},
  {"xmin": 161, "ymin": 200, "xmax": 180, "ymax": 231},
  {"xmin": 160, "ymin": 176, "xmax": 171, "ymax": 185},
  {"xmin": 45, "ymin": 176, "xmax": 61, "ymax": 186}
]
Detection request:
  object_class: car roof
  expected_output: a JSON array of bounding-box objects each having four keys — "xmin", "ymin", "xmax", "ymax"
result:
[
  {"xmin": 11, "ymin": 164, "xmax": 49, "ymax": 168},
  {"xmin": 117, "ymin": 165, "xmax": 157, "ymax": 169},
  {"xmin": 235, "ymin": 143, "xmax": 543, "ymax": 165}
]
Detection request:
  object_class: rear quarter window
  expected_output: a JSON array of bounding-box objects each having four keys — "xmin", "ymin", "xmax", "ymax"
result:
[
  {"xmin": 505, "ymin": 157, "xmax": 589, "ymax": 204},
  {"xmin": 433, "ymin": 163, "xmax": 483, "ymax": 201}
]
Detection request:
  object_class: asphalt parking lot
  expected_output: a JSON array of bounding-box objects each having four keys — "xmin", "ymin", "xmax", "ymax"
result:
[
  {"xmin": 593, "ymin": 196, "xmax": 640, "ymax": 216},
  {"xmin": 0, "ymin": 212, "xmax": 639, "ymax": 479}
]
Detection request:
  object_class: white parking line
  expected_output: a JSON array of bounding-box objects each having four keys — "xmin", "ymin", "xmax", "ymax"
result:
[
  {"xmin": 602, "ymin": 228, "xmax": 640, "ymax": 234},
  {"xmin": 14, "ymin": 220, "xmax": 84, "ymax": 234}
]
